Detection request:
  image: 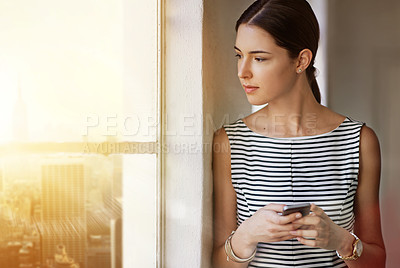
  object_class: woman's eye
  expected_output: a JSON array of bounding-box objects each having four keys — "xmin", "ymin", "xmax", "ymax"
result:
[
  {"xmin": 235, "ymin": 54, "xmax": 242, "ymax": 59},
  {"xmin": 255, "ymin": 57, "xmax": 266, "ymax": 62}
]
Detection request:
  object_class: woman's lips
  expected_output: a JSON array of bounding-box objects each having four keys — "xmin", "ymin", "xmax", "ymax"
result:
[{"xmin": 244, "ymin": 85, "xmax": 259, "ymax": 93}]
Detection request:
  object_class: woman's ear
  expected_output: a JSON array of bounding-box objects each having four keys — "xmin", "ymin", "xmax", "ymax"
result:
[{"xmin": 297, "ymin": 49, "xmax": 313, "ymax": 72}]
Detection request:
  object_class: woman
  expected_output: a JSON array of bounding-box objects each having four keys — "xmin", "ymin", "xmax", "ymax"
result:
[{"xmin": 212, "ymin": 0, "xmax": 386, "ymax": 267}]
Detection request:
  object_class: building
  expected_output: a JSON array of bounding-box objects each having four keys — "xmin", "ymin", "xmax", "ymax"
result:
[
  {"xmin": 110, "ymin": 218, "xmax": 122, "ymax": 268},
  {"xmin": 40, "ymin": 159, "xmax": 86, "ymax": 267},
  {"xmin": 18, "ymin": 242, "xmax": 34, "ymax": 267},
  {"xmin": 87, "ymin": 235, "xmax": 111, "ymax": 268}
]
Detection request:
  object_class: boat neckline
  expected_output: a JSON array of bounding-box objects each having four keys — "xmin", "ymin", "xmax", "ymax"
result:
[{"xmin": 238, "ymin": 116, "xmax": 349, "ymax": 140}]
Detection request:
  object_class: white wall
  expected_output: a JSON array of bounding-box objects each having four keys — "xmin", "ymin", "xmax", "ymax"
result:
[
  {"xmin": 164, "ymin": 0, "xmax": 205, "ymax": 267},
  {"xmin": 164, "ymin": 0, "xmax": 255, "ymax": 266},
  {"xmin": 328, "ymin": 1, "xmax": 400, "ymax": 267}
]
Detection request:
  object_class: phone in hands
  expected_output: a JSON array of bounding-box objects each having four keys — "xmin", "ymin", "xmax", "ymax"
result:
[{"xmin": 282, "ymin": 203, "xmax": 311, "ymax": 217}]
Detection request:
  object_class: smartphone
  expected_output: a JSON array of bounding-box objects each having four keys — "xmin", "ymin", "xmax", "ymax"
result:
[{"xmin": 282, "ymin": 203, "xmax": 311, "ymax": 217}]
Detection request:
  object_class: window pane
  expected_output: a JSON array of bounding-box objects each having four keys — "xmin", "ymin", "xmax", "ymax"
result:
[
  {"xmin": 0, "ymin": 0, "xmax": 158, "ymax": 143},
  {"xmin": 0, "ymin": 1, "xmax": 160, "ymax": 267}
]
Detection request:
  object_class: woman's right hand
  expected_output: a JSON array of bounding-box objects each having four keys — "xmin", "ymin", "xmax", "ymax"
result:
[{"xmin": 230, "ymin": 203, "xmax": 302, "ymax": 258}]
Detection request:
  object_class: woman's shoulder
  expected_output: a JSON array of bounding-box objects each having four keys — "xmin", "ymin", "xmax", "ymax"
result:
[
  {"xmin": 213, "ymin": 118, "xmax": 247, "ymax": 147},
  {"xmin": 319, "ymin": 108, "xmax": 366, "ymax": 131},
  {"xmin": 359, "ymin": 124, "xmax": 380, "ymax": 155},
  {"xmin": 222, "ymin": 117, "xmax": 244, "ymax": 129},
  {"xmin": 213, "ymin": 127, "xmax": 231, "ymax": 156},
  {"xmin": 213, "ymin": 127, "xmax": 228, "ymax": 143},
  {"xmin": 338, "ymin": 112, "xmax": 379, "ymax": 158}
]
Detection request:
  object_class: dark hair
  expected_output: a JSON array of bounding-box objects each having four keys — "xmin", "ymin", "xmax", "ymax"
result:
[{"xmin": 236, "ymin": 0, "xmax": 321, "ymax": 103}]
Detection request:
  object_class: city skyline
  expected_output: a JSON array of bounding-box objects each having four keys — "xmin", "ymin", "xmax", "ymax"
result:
[
  {"xmin": 0, "ymin": 154, "xmax": 123, "ymax": 268},
  {"xmin": 0, "ymin": 61, "xmax": 122, "ymax": 267}
]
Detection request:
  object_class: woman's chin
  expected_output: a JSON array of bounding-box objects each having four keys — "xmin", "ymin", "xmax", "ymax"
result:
[{"xmin": 247, "ymin": 96, "xmax": 268, "ymax": 106}]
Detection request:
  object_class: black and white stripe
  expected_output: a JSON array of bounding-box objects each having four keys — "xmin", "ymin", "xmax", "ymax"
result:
[{"xmin": 223, "ymin": 116, "xmax": 365, "ymax": 268}]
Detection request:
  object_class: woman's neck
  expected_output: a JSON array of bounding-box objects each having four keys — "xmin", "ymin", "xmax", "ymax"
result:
[{"xmin": 252, "ymin": 84, "xmax": 325, "ymax": 137}]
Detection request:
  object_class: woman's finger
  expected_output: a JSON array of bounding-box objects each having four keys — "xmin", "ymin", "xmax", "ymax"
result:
[
  {"xmin": 290, "ymin": 229, "xmax": 319, "ymax": 238},
  {"xmin": 296, "ymin": 236, "xmax": 318, "ymax": 247},
  {"xmin": 269, "ymin": 235, "xmax": 297, "ymax": 242},
  {"xmin": 265, "ymin": 222, "xmax": 301, "ymax": 234},
  {"xmin": 270, "ymin": 212, "xmax": 302, "ymax": 225},
  {"xmin": 293, "ymin": 214, "xmax": 321, "ymax": 225}
]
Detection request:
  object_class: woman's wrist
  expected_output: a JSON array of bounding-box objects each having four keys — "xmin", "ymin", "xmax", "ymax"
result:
[
  {"xmin": 336, "ymin": 228, "xmax": 355, "ymax": 257},
  {"xmin": 231, "ymin": 227, "xmax": 257, "ymax": 259}
]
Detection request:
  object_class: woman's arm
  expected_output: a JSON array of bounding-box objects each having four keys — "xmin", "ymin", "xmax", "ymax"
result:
[
  {"xmin": 350, "ymin": 125, "xmax": 386, "ymax": 267},
  {"xmin": 212, "ymin": 127, "xmax": 249, "ymax": 268},
  {"xmin": 292, "ymin": 125, "xmax": 386, "ymax": 267}
]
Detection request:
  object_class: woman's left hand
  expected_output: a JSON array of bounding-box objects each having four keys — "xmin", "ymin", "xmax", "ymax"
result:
[{"xmin": 290, "ymin": 203, "xmax": 348, "ymax": 250}]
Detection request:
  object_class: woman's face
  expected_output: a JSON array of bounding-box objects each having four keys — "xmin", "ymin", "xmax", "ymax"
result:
[{"xmin": 235, "ymin": 24, "xmax": 298, "ymax": 105}]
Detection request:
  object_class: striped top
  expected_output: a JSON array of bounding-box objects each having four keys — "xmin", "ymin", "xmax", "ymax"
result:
[{"xmin": 223, "ymin": 116, "xmax": 365, "ymax": 268}]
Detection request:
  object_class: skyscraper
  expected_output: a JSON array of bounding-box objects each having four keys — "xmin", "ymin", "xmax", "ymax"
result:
[
  {"xmin": 40, "ymin": 158, "xmax": 87, "ymax": 267},
  {"xmin": 110, "ymin": 218, "xmax": 122, "ymax": 268}
]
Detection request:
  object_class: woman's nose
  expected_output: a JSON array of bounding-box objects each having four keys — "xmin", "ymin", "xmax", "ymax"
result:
[{"xmin": 238, "ymin": 60, "xmax": 252, "ymax": 79}]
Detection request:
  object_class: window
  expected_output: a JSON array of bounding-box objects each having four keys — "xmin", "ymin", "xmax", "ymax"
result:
[{"xmin": 0, "ymin": 1, "xmax": 163, "ymax": 267}]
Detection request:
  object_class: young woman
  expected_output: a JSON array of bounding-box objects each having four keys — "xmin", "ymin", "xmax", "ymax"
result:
[{"xmin": 212, "ymin": 0, "xmax": 386, "ymax": 267}]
